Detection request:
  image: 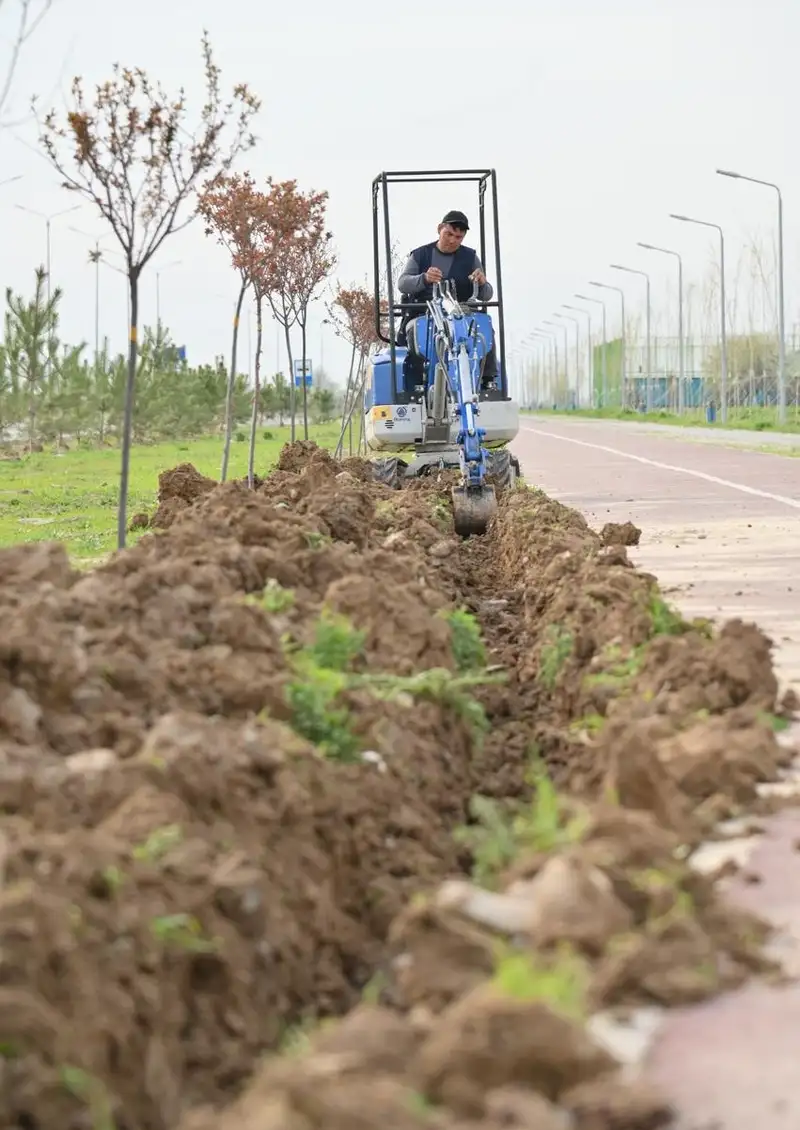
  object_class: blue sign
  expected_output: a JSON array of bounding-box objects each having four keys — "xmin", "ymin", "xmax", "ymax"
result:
[
  {"xmin": 293, "ymin": 358, "xmax": 313, "ymax": 388},
  {"xmin": 177, "ymin": 345, "xmax": 187, "ymax": 363}
]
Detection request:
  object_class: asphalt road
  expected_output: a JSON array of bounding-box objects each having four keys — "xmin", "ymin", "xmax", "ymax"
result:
[{"xmin": 512, "ymin": 414, "xmax": 800, "ymax": 1130}]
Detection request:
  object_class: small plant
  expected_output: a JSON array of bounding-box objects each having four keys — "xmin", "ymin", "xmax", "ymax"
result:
[
  {"xmin": 132, "ymin": 824, "xmax": 183, "ymax": 862},
  {"xmin": 242, "ymin": 578, "xmax": 296, "ymax": 613},
  {"xmin": 286, "ymin": 672, "xmax": 360, "ymax": 762},
  {"xmin": 278, "ymin": 1015, "xmax": 318, "ymax": 1057},
  {"xmin": 150, "ymin": 913, "xmax": 218, "ymax": 953},
  {"xmin": 454, "ymin": 794, "xmax": 518, "ymax": 886},
  {"xmin": 455, "ymin": 760, "xmax": 589, "ymax": 888},
  {"xmin": 647, "ymin": 590, "xmax": 686, "ymax": 637},
  {"xmin": 305, "ymin": 609, "xmax": 366, "ymax": 671},
  {"xmin": 304, "ymin": 530, "xmax": 331, "ymax": 550},
  {"xmin": 440, "ymin": 607, "xmax": 487, "ymax": 672},
  {"xmin": 284, "ymin": 610, "xmax": 365, "ymax": 761},
  {"xmin": 491, "ymin": 943, "xmax": 588, "ymax": 1020},
  {"xmin": 538, "ymin": 624, "xmax": 573, "ymax": 688},
  {"xmin": 60, "ymin": 1066, "xmax": 117, "ymax": 1130},
  {"xmin": 568, "ymin": 712, "xmax": 606, "ymax": 736}
]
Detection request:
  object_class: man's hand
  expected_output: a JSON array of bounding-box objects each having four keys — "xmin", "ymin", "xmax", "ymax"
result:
[
  {"xmin": 424, "ymin": 266, "xmax": 443, "ymax": 283},
  {"xmin": 469, "ymin": 268, "xmax": 486, "ymax": 286}
]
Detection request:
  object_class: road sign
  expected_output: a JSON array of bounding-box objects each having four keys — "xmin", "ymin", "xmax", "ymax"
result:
[{"xmin": 293, "ymin": 358, "xmax": 313, "ymax": 387}]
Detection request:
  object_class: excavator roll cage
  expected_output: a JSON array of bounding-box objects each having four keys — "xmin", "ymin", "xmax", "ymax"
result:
[{"xmin": 371, "ymin": 168, "xmax": 509, "ymax": 401}]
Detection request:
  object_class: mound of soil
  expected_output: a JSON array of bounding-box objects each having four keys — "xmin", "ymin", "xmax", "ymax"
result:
[{"xmin": 0, "ymin": 440, "xmax": 793, "ymax": 1130}]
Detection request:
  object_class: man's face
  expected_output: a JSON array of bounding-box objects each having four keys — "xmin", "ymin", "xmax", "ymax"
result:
[{"xmin": 437, "ymin": 222, "xmax": 467, "ymax": 252}]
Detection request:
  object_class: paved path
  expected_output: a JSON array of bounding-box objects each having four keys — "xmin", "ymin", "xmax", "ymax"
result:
[
  {"xmin": 524, "ymin": 414, "xmax": 800, "ymax": 453},
  {"xmin": 515, "ymin": 415, "xmax": 800, "ymax": 695},
  {"xmin": 512, "ymin": 414, "xmax": 800, "ymax": 1130}
]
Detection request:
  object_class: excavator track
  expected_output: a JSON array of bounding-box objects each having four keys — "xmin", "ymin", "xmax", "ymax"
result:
[{"xmin": 451, "ymin": 483, "xmax": 497, "ymax": 537}]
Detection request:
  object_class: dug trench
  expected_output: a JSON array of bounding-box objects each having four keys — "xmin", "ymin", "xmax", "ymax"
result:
[{"xmin": 0, "ymin": 441, "xmax": 796, "ymax": 1130}]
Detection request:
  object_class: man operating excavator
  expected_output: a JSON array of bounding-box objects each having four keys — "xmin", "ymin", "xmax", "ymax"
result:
[{"xmin": 397, "ymin": 210, "xmax": 498, "ymax": 385}]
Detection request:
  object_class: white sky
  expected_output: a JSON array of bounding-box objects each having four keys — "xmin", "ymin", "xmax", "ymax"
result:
[{"xmin": 0, "ymin": 0, "xmax": 797, "ymax": 386}]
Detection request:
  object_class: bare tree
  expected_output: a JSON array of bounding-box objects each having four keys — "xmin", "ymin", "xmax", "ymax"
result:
[
  {"xmin": 0, "ymin": 0, "xmax": 53, "ymax": 126},
  {"xmin": 36, "ymin": 31, "xmax": 260, "ymax": 547}
]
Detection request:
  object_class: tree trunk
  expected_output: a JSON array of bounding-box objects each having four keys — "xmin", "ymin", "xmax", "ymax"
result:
[
  {"xmin": 300, "ymin": 318, "xmax": 309, "ymax": 441},
  {"xmin": 117, "ymin": 269, "xmax": 139, "ymax": 550},
  {"xmin": 221, "ymin": 278, "xmax": 248, "ymax": 483},
  {"xmin": 248, "ymin": 296, "xmax": 264, "ymax": 489},
  {"xmin": 334, "ymin": 341, "xmax": 358, "ymax": 457},
  {"xmin": 283, "ymin": 322, "xmax": 296, "ymax": 443}
]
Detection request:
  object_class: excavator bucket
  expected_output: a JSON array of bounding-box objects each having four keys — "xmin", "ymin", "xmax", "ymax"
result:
[{"xmin": 451, "ymin": 483, "xmax": 497, "ymax": 538}]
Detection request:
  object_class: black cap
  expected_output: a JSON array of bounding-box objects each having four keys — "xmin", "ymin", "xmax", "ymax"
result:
[{"xmin": 441, "ymin": 209, "xmax": 469, "ymax": 230}]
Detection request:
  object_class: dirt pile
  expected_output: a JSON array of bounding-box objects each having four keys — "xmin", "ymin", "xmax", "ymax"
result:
[{"xmin": 0, "ymin": 441, "xmax": 794, "ymax": 1130}]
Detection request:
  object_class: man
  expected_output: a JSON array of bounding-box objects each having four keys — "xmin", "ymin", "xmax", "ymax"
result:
[{"xmin": 396, "ymin": 210, "xmax": 498, "ymax": 384}]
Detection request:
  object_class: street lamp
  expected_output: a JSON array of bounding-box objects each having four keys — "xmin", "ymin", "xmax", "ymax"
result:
[
  {"xmin": 670, "ymin": 213, "xmax": 728, "ymax": 422},
  {"xmin": 543, "ymin": 318, "xmax": 568, "ymax": 392},
  {"xmin": 68, "ymin": 224, "xmax": 126, "ymax": 372},
  {"xmin": 14, "ymin": 203, "xmax": 81, "ymax": 307},
  {"xmin": 534, "ymin": 328, "xmax": 559, "ymax": 405},
  {"xmin": 554, "ymin": 312, "xmax": 582, "ymax": 408},
  {"xmin": 589, "ymin": 281, "xmax": 626, "ymax": 406},
  {"xmin": 637, "ymin": 242, "xmax": 685, "ymax": 412},
  {"xmin": 562, "ymin": 304, "xmax": 593, "ymax": 406},
  {"xmin": 611, "ymin": 263, "xmax": 652, "ymax": 412},
  {"xmin": 528, "ymin": 332, "xmax": 550, "ymax": 406},
  {"xmin": 575, "ymin": 293, "xmax": 608, "ymax": 406},
  {"xmin": 717, "ymin": 168, "xmax": 785, "ymax": 424},
  {"xmin": 155, "ymin": 259, "xmax": 183, "ymax": 326}
]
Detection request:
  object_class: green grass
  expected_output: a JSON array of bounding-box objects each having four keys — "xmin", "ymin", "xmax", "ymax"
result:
[
  {"xmin": 0, "ymin": 425, "xmax": 341, "ymax": 561},
  {"xmin": 526, "ymin": 406, "xmax": 800, "ymax": 434}
]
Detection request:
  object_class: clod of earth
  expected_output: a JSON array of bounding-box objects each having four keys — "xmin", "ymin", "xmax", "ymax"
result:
[{"xmin": 0, "ymin": 440, "xmax": 794, "ymax": 1130}]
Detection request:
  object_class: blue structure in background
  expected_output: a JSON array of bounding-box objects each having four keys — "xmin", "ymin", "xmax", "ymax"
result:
[{"xmin": 293, "ymin": 358, "xmax": 313, "ymax": 388}]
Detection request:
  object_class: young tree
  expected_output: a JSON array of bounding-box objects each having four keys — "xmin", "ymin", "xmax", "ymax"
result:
[
  {"xmin": 1, "ymin": 0, "xmax": 54, "ymax": 127},
  {"xmin": 327, "ymin": 283, "xmax": 383, "ymax": 456},
  {"xmin": 36, "ymin": 32, "xmax": 260, "ymax": 547},
  {"xmin": 197, "ymin": 170, "xmax": 262, "ymax": 481},
  {"xmin": 253, "ymin": 180, "xmax": 334, "ymax": 442},
  {"xmin": 283, "ymin": 190, "xmax": 336, "ymax": 439},
  {"xmin": 4, "ymin": 266, "xmax": 61, "ymax": 449}
]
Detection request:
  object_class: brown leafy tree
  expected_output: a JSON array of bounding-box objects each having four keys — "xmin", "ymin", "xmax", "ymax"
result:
[
  {"xmin": 36, "ymin": 32, "xmax": 260, "ymax": 547},
  {"xmin": 283, "ymin": 190, "xmax": 336, "ymax": 440},
  {"xmin": 328, "ymin": 283, "xmax": 385, "ymax": 457},
  {"xmin": 197, "ymin": 171, "xmax": 262, "ymax": 481},
  {"xmin": 256, "ymin": 180, "xmax": 334, "ymax": 442}
]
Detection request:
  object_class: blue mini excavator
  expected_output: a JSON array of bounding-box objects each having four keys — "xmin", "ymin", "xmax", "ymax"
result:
[{"xmin": 364, "ymin": 169, "xmax": 521, "ymax": 537}]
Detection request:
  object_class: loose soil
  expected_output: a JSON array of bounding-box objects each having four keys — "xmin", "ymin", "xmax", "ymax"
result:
[{"xmin": 0, "ymin": 443, "xmax": 794, "ymax": 1130}]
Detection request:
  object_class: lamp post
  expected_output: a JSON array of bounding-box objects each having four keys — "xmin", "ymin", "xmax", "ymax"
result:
[
  {"xmin": 535, "ymin": 328, "xmax": 559, "ymax": 406},
  {"xmin": 575, "ymin": 293, "xmax": 607, "ymax": 407},
  {"xmin": 562, "ymin": 304, "xmax": 593, "ymax": 406},
  {"xmin": 637, "ymin": 242, "xmax": 685, "ymax": 412},
  {"xmin": 611, "ymin": 263, "xmax": 652, "ymax": 412},
  {"xmin": 533, "ymin": 327, "xmax": 553, "ymax": 406},
  {"xmin": 68, "ymin": 224, "xmax": 126, "ymax": 379},
  {"xmin": 155, "ymin": 259, "xmax": 183, "ymax": 327},
  {"xmin": 717, "ymin": 168, "xmax": 785, "ymax": 424},
  {"xmin": 543, "ymin": 318, "xmax": 568, "ymax": 399},
  {"xmin": 670, "ymin": 213, "xmax": 728, "ymax": 422},
  {"xmin": 14, "ymin": 203, "xmax": 81, "ymax": 308},
  {"xmin": 589, "ymin": 281, "xmax": 626, "ymax": 406},
  {"xmin": 15, "ymin": 203, "xmax": 81, "ymax": 378},
  {"xmin": 554, "ymin": 312, "xmax": 581, "ymax": 408}
]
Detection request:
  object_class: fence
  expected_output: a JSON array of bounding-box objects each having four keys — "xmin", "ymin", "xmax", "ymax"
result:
[{"xmin": 522, "ymin": 334, "xmax": 800, "ymax": 420}]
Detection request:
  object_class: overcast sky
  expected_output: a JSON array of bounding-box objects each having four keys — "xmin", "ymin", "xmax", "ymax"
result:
[{"xmin": 0, "ymin": 0, "xmax": 796, "ymax": 387}]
